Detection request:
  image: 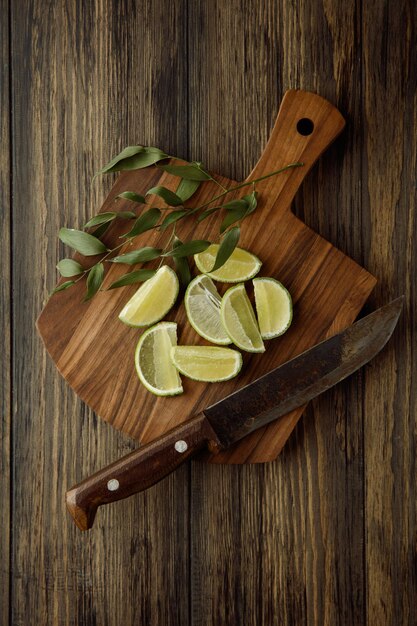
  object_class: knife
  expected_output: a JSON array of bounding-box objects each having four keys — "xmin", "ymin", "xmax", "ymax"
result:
[{"xmin": 66, "ymin": 297, "xmax": 403, "ymax": 530}]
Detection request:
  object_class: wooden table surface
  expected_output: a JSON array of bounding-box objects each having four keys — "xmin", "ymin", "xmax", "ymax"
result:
[{"xmin": 2, "ymin": 1, "xmax": 416, "ymax": 624}]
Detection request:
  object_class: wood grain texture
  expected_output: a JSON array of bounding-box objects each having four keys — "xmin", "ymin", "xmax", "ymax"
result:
[
  {"xmin": 276, "ymin": 3, "xmax": 371, "ymax": 625},
  {"xmin": 362, "ymin": 2, "xmax": 417, "ymax": 625},
  {"xmin": 1, "ymin": 0, "xmax": 11, "ymax": 623},
  {"xmin": 188, "ymin": 1, "xmax": 411, "ymax": 625},
  {"xmin": 37, "ymin": 89, "xmax": 376, "ymax": 465},
  {"xmin": 4, "ymin": 0, "xmax": 417, "ymax": 624},
  {"xmin": 10, "ymin": 1, "xmax": 190, "ymax": 625}
]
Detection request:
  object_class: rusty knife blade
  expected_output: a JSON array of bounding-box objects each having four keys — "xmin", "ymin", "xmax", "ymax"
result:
[{"xmin": 204, "ymin": 296, "xmax": 404, "ymax": 448}]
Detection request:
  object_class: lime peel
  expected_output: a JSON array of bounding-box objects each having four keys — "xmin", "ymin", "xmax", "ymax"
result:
[
  {"xmin": 184, "ymin": 275, "xmax": 231, "ymax": 345},
  {"xmin": 221, "ymin": 283, "xmax": 265, "ymax": 353},
  {"xmin": 119, "ymin": 265, "xmax": 179, "ymax": 327},
  {"xmin": 194, "ymin": 244, "xmax": 261, "ymax": 283},
  {"xmin": 135, "ymin": 322, "xmax": 183, "ymax": 396},
  {"xmin": 253, "ymin": 277, "xmax": 293, "ymax": 339},
  {"xmin": 170, "ymin": 346, "xmax": 242, "ymax": 382}
]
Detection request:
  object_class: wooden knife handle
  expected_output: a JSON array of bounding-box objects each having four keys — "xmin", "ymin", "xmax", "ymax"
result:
[
  {"xmin": 66, "ymin": 413, "xmax": 219, "ymax": 531},
  {"xmin": 247, "ymin": 89, "xmax": 346, "ymax": 211}
]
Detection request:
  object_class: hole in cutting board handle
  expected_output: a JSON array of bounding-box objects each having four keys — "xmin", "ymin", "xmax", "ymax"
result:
[{"xmin": 296, "ymin": 118, "xmax": 314, "ymax": 136}]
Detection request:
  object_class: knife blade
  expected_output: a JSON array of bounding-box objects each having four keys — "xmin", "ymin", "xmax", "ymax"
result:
[{"xmin": 66, "ymin": 297, "xmax": 403, "ymax": 530}]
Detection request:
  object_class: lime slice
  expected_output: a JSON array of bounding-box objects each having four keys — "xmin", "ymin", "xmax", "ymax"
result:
[
  {"xmin": 221, "ymin": 284, "xmax": 265, "ymax": 352},
  {"xmin": 135, "ymin": 322, "xmax": 183, "ymax": 396},
  {"xmin": 184, "ymin": 275, "xmax": 231, "ymax": 345},
  {"xmin": 194, "ymin": 244, "xmax": 262, "ymax": 282},
  {"xmin": 170, "ymin": 346, "xmax": 242, "ymax": 382},
  {"xmin": 119, "ymin": 265, "xmax": 179, "ymax": 327},
  {"xmin": 253, "ymin": 277, "xmax": 293, "ymax": 339}
]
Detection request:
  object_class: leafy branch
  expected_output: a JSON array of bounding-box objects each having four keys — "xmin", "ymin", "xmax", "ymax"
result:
[{"xmin": 53, "ymin": 144, "xmax": 303, "ymax": 300}]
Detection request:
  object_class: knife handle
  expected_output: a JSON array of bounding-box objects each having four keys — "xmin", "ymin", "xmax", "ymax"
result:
[{"xmin": 66, "ymin": 413, "xmax": 219, "ymax": 531}]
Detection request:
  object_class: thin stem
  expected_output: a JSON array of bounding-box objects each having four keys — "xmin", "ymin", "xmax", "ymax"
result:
[
  {"xmin": 190, "ymin": 162, "xmax": 303, "ymax": 214},
  {"xmin": 103, "ymin": 238, "xmax": 134, "ymax": 260},
  {"xmin": 157, "ymin": 224, "xmax": 177, "ymax": 269},
  {"xmin": 74, "ymin": 237, "xmax": 135, "ymax": 282},
  {"xmin": 87, "ymin": 161, "xmax": 303, "ymax": 276},
  {"xmin": 56, "ymin": 160, "xmax": 303, "ymax": 298},
  {"xmin": 208, "ymin": 174, "xmax": 228, "ymax": 193},
  {"xmin": 118, "ymin": 162, "xmax": 302, "ymax": 239}
]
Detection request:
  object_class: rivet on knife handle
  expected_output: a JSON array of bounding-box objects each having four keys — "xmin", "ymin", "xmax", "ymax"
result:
[{"xmin": 65, "ymin": 413, "xmax": 220, "ymax": 531}]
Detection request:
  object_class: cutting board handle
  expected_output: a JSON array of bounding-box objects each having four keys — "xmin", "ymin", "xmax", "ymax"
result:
[{"xmin": 246, "ymin": 90, "xmax": 345, "ymax": 210}]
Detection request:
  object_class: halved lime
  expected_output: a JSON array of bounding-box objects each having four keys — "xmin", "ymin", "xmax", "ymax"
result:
[
  {"xmin": 194, "ymin": 244, "xmax": 262, "ymax": 283},
  {"xmin": 135, "ymin": 322, "xmax": 183, "ymax": 396},
  {"xmin": 253, "ymin": 277, "xmax": 293, "ymax": 339},
  {"xmin": 220, "ymin": 284, "xmax": 265, "ymax": 353},
  {"xmin": 184, "ymin": 275, "xmax": 231, "ymax": 345},
  {"xmin": 170, "ymin": 346, "xmax": 242, "ymax": 382},
  {"xmin": 119, "ymin": 265, "xmax": 179, "ymax": 327}
]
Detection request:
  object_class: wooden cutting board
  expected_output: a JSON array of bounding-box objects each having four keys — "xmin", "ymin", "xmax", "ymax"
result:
[{"xmin": 37, "ymin": 90, "xmax": 376, "ymax": 464}]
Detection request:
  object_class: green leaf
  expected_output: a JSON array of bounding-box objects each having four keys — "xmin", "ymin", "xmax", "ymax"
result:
[
  {"xmin": 243, "ymin": 191, "xmax": 258, "ymax": 214},
  {"xmin": 108, "ymin": 269, "xmax": 157, "ymax": 289},
  {"xmin": 221, "ymin": 198, "xmax": 249, "ymax": 211},
  {"xmin": 220, "ymin": 207, "xmax": 248, "ymax": 233},
  {"xmin": 117, "ymin": 211, "xmax": 137, "ymax": 219},
  {"xmin": 91, "ymin": 222, "xmax": 111, "ymax": 239},
  {"xmin": 217, "ymin": 192, "xmax": 257, "ymax": 232},
  {"xmin": 116, "ymin": 191, "xmax": 147, "ymax": 204},
  {"xmin": 196, "ymin": 207, "xmax": 219, "ymax": 222},
  {"xmin": 210, "ymin": 227, "xmax": 240, "ymax": 272},
  {"xmin": 159, "ymin": 210, "xmax": 188, "ymax": 231},
  {"xmin": 176, "ymin": 178, "xmax": 200, "ymax": 202},
  {"xmin": 122, "ymin": 208, "xmax": 161, "ymax": 237},
  {"xmin": 96, "ymin": 146, "xmax": 169, "ymax": 176},
  {"xmin": 84, "ymin": 210, "xmax": 135, "ymax": 233},
  {"xmin": 51, "ymin": 280, "xmax": 75, "ymax": 294},
  {"xmin": 163, "ymin": 240, "xmax": 211, "ymax": 258},
  {"xmin": 59, "ymin": 228, "xmax": 108, "ymax": 256},
  {"xmin": 83, "ymin": 212, "xmax": 117, "ymax": 229},
  {"xmin": 146, "ymin": 186, "xmax": 184, "ymax": 207},
  {"xmin": 173, "ymin": 237, "xmax": 191, "ymax": 288},
  {"xmin": 85, "ymin": 263, "xmax": 105, "ymax": 300},
  {"xmin": 56, "ymin": 259, "xmax": 84, "ymax": 277},
  {"xmin": 158, "ymin": 163, "xmax": 211, "ymax": 181},
  {"xmin": 111, "ymin": 247, "xmax": 162, "ymax": 264}
]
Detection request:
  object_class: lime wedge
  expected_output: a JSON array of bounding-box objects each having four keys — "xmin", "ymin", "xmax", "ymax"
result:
[
  {"xmin": 194, "ymin": 244, "xmax": 262, "ymax": 282},
  {"xmin": 170, "ymin": 346, "xmax": 242, "ymax": 382},
  {"xmin": 135, "ymin": 322, "xmax": 183, "ymax": 396},
  {"xmin": 253, "ymin": 277, "xmax": 293, "ymax": 339},
  {"xmin": 221, "ymin": 284, "xmax": 265, "ymax": 352},
  {"xmin": 184, "ymin": 275, "xmax": 231, "ymax": 345},
  {"xmin": 119, "ymin": 265, "xmax": 179, "ymax": 327}
]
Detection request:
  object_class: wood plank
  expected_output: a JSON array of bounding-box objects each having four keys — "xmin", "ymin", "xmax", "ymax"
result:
[
  {"xmin": 8, "ymin": 0, "xmax": 416, "ymax": 623},
  {"xmin": 11, "ymin": 1, "xmax": 190, "ymax": 624},
  {"xmin": 362, "ymin": 2, "xmax": 417, "ymax": 624},
  {"xmin": 189, "ymin": 0, "xmax": 368, "ymax": 623},
  {"xmin": 0, "ymin": 0, "xmax": 11, "ymax": 623},
  {"xmin": 279, "ymin": 1, "xmax": 369, "ymax": 624}
]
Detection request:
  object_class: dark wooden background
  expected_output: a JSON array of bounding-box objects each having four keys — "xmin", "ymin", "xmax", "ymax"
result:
[{"xmin": 2, "ymin": 1, "xmax": 416, "ymax": 624}]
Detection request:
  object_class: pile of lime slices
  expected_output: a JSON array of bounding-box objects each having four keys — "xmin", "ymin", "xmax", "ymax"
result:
[{"xmin": 119, "ymin": 245, "xmax": 293, "ymax": 396}]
